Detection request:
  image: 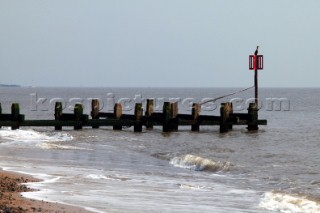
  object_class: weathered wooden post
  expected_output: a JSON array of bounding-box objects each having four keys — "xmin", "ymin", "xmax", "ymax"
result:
[
  {"xmin": 247, "ymin": 103, "xmax": 258, "ymax": 131},
  {"xmin": 54, "ymin": 102, "xmax": 63, "ymax": 130},
  {"xmin": 145, "ymin": 99, "xmax": 154, "ymax": 129},
  {"xmin": 162, "ymin": 102, "xmax": 172, "ymax": 132},
  {"xmin": 220, "ymin": 103, "xmax": 230, "ymax": 133},
  {"xmin": 171, "ymin": 102, "xmax": 179, "ymax": 131},
  {"xmin": 113, "ymin": 103, "xmax": 122, "ymax": 130},
  {"xmin": 11, "ymin": 103, "xmax": 20, "ymax": 130},
  {"xmin": 0, "ymin": 103, "xmax": 2, "ymax": 129},
  {"xmin": 91, "ymin": 99, "xmax": 100, "ymax": 129},
  {"xmin": 191, "ymin": 103, "xmax": 200, "ymax": 131},
  {"xmin": 134, "ymin": 103, "xmax": 143, "ymax": 132},
  {"xmin": 74, "ymin": 104, "xmax": 83, "ymax": 130},
  {"xmin": 228, "ymin": 103, "xmax": 233, "ymax": 130}
]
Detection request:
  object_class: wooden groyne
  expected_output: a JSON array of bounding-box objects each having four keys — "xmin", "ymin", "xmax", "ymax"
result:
[{"xmin": 0, "ymin": 100, "xmax": 267, "ymax": 133}]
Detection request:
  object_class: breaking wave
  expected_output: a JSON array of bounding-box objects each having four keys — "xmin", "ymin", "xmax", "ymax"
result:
[
  {"xmin": 169, "ymin": 154, "xmax": 231, "ymax": 172},
  {"xmin": 259, "ymin": 191, "xmax": 320, "ymax": 213},
  {"xmin": 86, "ymin": 174, "xmax": 130, "ymax": 181},
  {"xmin": 0, "ymin": 128, "xmax": 73, "ymax": 143}
]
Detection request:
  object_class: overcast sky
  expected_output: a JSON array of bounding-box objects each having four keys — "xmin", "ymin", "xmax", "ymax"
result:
[{"xmin": 1, "ymin": 1, "xmax": 319, "ymax": 87}]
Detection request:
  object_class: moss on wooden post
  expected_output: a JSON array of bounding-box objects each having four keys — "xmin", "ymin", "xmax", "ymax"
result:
[
  {"xmin": 191, "ymin": 103, "xmax": 200, "ymax": 132},
  {"xmin": 134, "ymin": 103, "xmax": 143, "ymax": 132},
  {"xmin": 145, "ymin": 99, "xmax": 154, "ymax": 129},
  {"xmin": 54, "ymin": 102, "xmax": 63, "ymax": 130},
  {"xmin": 11, "ymin": 103, "xmax": 20, "ymax": 130},
  {"xmin": 247, "ymin": 103, "xmax": 258, "ymax": 131},
  {"xmin": 113, "ymin": 103, "xmax": 122, "ymax": 130},
  {"xmin": 220, "ymin": 103, "xmax": 229, "ymax": 133},
  {"xmin": 74, "ymin": 104, "xmax": 83, "ymax": 130},
  {"xmin": 91, "ymin": 99, "xmax": 100, "ymax": 129}
]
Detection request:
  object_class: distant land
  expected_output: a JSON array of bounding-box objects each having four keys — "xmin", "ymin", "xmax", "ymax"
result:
[{"xmin": 0, "ymin": 84, "xmax": 21, "ymax": 87}]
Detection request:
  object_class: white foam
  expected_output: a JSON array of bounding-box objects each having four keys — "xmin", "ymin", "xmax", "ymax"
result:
[
  {"xmin": 170, "ymin": 154, "xmax": 231, "ymax": 172},
  {"xmin": 86, "ymin": 174, "xmax": 129, "ymax": 181},
  {"xmin": 0, "ymin": 128, "xmax": 73, "ymax": 143},
  {"xmin": 1, "ymin": 167, "xmax": 61, "ymax": 184},
  {"xmin": 259, "ymin": 191, "xmax": 320, "ymax": 213},
  {"xmin": 87, "ymin": 174, "xmax": 113, "ymax": 180},
  {"xmin": 178, "ymin": 183, "xmax": 213, "ymax": 191},
  {"xmin": 38, "ymin": 142, "xmax": 91, "ymax": 150}
]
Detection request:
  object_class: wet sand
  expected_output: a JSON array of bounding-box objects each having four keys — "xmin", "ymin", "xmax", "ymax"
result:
[{"xmin": 0, "ymin": 170, "xmax": 92, "ymax": 212}]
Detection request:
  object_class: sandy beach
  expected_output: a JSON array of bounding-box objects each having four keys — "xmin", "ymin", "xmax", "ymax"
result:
[{"xmin": 0, "ymin": 170, "xmax": 92, "ymax": 213}]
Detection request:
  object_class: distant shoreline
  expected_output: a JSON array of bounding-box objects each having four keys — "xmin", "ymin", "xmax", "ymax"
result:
[{"xmin": 0, "ymin": 84, "xmax": 21, "ymax": 87}]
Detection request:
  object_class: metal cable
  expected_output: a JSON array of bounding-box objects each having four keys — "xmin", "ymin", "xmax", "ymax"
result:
[{"xmin": 200, "ymin": 86, "xmax": 254, "ymax": 105}]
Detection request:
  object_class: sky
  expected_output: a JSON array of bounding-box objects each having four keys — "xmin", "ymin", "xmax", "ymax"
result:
[{"xmin": 0, "ymin": 0, "xmax": 319, "ymax": 87}]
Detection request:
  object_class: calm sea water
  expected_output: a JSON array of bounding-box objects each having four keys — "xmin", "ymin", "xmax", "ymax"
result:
[{"xmin": 0, "ymin": 87, "xmax": 320, "ymax": 212}]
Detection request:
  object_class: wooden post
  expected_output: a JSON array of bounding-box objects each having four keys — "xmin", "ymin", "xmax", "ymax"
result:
[
  {"xmin": 220, "ymin": 103, "xmax": 229, "ymax": 133},
  {"xmin": 113, "ymin": 103, "xmax": 122, "ymax": 130},
  {"xmin": 11, "ymin": 103, "xmax": 20, "ymax": 130},
  {"xmin": 54, "ymin": 102, "xmax": 63, "ymax": 130},
  {"xmin": 255, "ymin": 69, "xmax": 258, "ymax": 105},
  {"xmin": 247, "ymin": 103, "xmax": 258, "ymax": 131},
  {"xmin": 91, "ymin": 99, "xmax": 100, "ymax": 129},
  {"xmin": 191, "ymin": 103, "xmax": 200, "ymax": 131},
  {"xmin": 134, "ymin": 103, "xmax": 143, "ymax": 132},
  {"xmin": 162, "ymin": 102, "xmax": 172, "ymax": 132},
  {"xmin": 145, "ymin": 99, "xmax": 154, "ymax": 129},
  {"xmin": 74, "ymin": 104, "xmax": 83, "ymax": 130},
  {"xmin": 254, "ymin": 50, "xmax": 259, "ymax": 106},
  {"xmin": 0, "ymin": 103, "xmax": 2, "ymax": 129},
  {"xmin": 228, "ymin": 103, "xmax": 233, "ymax": 130},
  {"xmin": 171, "ymin": 102, "xmax": 179, "ymax": 131}
]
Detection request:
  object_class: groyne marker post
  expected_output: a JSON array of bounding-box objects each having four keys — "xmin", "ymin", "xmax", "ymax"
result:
[{"xmin": 249, "ymin": 46, "xmax": 263, "ymax": 105}]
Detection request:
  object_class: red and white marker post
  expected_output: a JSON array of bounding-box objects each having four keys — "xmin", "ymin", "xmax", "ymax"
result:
[{"xmin": 249, "ymin": 51, "xmax": 263, "ymax": 105}]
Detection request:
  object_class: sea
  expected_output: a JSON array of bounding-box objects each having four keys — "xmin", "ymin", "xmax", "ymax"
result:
[{"xmin": 0, "ymin": 87, "xmax": 319, "ymax": 213}]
